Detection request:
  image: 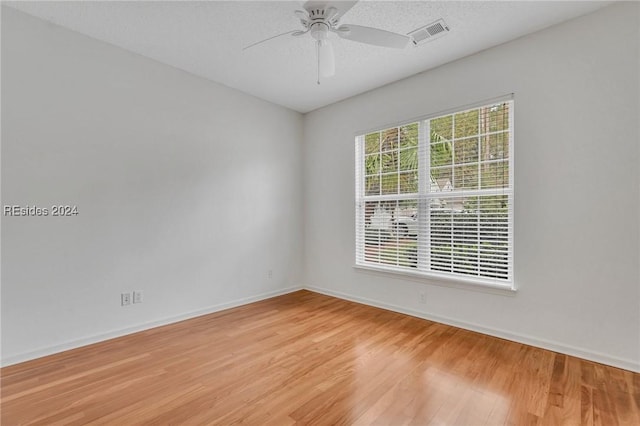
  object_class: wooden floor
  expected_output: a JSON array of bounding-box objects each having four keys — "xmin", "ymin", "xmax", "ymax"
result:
[{"xmin": 1, "ymin": 290, "xmax": 639, "ymax": 425}]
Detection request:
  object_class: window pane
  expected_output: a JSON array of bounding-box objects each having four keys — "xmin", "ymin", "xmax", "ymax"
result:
[
  {"xmin": 481, "ymin": 161, "xmax": 509, "ymax": 189},
  {"xmin": 365, "ymin": 132, "xmax": 380, "ymax": 155},
  {"xmin": 481, "ymin": 132, "xmax": 509, "ymax": 161},
  {"xmin": 429, "ymin": 195, "xmax": 510, "ymax": 280},
  {"xmin": 483, "ymin": 103, "xmax": 510, "ymax": 133},
  {"xmin": 395, "ymin": 199, "xmax": 418, "ymax": 232},
  {"xmin": 365, "ymin": 175, "xmax": 380, "ymax": 196},
  {"xmin": 478, "ymin": 195, "xmax": 510, "ymax": 279},
  {"xmin": 431, "ymin": 142, "xmax": 452, "ymax": 167},
  {"xmin": 400, "ymin": 123, "xmax": 419, "ymax": 149},
  {"xmin": 364, "ymin": 153, "xmax": 380, "ymax": 175},
  {"xmin": 399, "ymin": 170, "xmax": 418, "ymax": 194},
  {"xmin": 454, "ymin": 138, "xmax": 479, "ymax": 165},
  {"xmin": 381, "ymin": 173, "xmax": 398, "ymax": 195},
  {"xmin": 381, "ymin": 128, "xmax": 398, "ymax": 151},
  {"xmin": 399, "ymin": 147, "xmax": 418, "ymax": 171},
  {"xmin": 364, "ymin": 201, "xmax": 390, "ymax": 264},
  {"xmin": 454, "ymin": 110, "xmax": 479, "ymax": 138},
  {"xmin": 363, "ymin": 200, "xmax": 418, "ymax": 269},
  {"xmin": 454, "ymin": 164, "xmax": 479, "ymax": 190},
  {"xmin": 431, "ymin": 115, "xmax": 452, "ymax": 142},
  {"xmin": 430, "ymin": 167, "xmax": 452, "ymax": 193},
  {"xmin": 381, "ymin": 151, "xmax": 398, "ymax": 173},
  {"xmin": 430, "ymin": 203, "xmax": 453, "ymax": 273}
]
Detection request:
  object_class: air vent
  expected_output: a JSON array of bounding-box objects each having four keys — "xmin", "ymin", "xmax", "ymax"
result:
[{"xmin": 408, "ymin": 19, "xmax": 450, "ymax": 46}]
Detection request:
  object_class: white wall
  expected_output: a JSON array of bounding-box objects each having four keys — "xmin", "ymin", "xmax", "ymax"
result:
[
  {"xmin": 1, "ymin": 7, "xmax": 303, "ymax": 365},
  {"xmin": 2, "ymin": 3, "xmax": 639, "ymax": 373},
  {"xmin": 303, "ymin": 2, "xmax": 640, "ymax": 371}
]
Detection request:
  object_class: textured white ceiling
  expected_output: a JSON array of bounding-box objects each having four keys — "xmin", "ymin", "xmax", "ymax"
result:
[{"xmin": 5, "ymin": 1, "xmax": 611, "ymax": 113}]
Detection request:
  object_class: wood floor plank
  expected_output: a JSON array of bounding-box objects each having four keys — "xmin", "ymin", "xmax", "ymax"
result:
[{"xmin": 1, "ymin": 290, "xmax": 638, "ymax": 425}]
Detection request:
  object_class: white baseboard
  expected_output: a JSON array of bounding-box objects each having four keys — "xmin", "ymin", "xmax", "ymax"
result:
[
  {"xmin": 4, "ymin": 284, "xmax": 638, "ymax": 373},
  {"xmin": 305, "ymin": 285, "xmax": 640, "ymax": 373},
  {"xmin": 1, "ymin": 285, "xmax": 303, "ymax": 367}
]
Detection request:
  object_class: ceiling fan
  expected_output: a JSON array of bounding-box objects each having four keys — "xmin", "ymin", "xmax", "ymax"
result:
[{"xmin": 243, "ymin": 1, "xmax": 411, "ymax": 84}]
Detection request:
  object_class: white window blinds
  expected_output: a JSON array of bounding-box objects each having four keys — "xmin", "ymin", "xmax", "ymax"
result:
[{"xmin": 355, "ymin": 99, "xmax": 514, "ymax": 288}]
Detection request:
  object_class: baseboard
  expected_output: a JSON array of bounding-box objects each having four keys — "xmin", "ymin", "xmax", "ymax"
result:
[
  {"xmin": 5, "ymin": 284, "xmax": 638, "ymax": 373},
  {"xmin": 1, "ymin": 285, "xmax": 303, "ymax": 367},
  {"xmin": 305, "ymin": 285, "xmax": 640, "ymax": 373}
]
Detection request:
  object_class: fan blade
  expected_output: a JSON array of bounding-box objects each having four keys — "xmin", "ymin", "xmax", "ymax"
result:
[
  {"xmin": 325, "ymin": 6, "xmax": 339, "ymax": 23},
  {"xmin": 337, "ymin": 24, "xmax": 410, "ymax": 49},
  {"xmin": 319, "ymin": 40, "xmax": 335, "ymax": 77},
  {"xmin": 335, "ymin": 1, "xmax": 358, "ymax": 19},
  {"xmin": 294, "ymin": 9, "xmax": 309, "ymax": 25},
  {"xmin": 243, "ymin": 30, "xmax": 298, "ymax": 51}
]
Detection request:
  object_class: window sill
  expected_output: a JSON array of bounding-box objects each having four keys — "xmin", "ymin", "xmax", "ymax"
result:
[{"xmin": 353, "ymin": 263, "xmax": 517, "ymax": 296}]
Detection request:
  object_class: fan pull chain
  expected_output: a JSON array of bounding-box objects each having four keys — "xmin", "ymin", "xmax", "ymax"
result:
[{"xmin": 316, "ymin": 40, "xmax": 320, "ymax": 85}]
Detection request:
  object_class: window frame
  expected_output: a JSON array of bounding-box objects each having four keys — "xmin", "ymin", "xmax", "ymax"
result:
[{"xmin": 354, "ymin": 95, "xmax": 515, "ymax": 291}]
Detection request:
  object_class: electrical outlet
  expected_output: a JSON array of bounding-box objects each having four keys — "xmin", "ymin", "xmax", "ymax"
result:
[
  {"xmin": 121, "ymin": 292, "xmax": 131, "ymax": 306},
  {"xmin": 133, "ymin": 291, "xmax": 143, "ymax": 304},
  {"xmin": 419, "ymin": 291, "xmax": 427, "ymax": 304},
  {"xmin": 268, "ymin": 269, "xmax": 273, "ymax": 279}
]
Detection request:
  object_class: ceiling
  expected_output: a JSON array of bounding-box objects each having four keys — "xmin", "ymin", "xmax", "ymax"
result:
[{"xmin": 5, "ymin": 1, "xmax": 611, "ymax": 113}]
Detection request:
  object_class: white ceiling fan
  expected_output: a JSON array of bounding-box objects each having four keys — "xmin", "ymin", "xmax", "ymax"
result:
[{"xmin": 243, "ymin": 1, "xmax": 411, "ymax": 84}]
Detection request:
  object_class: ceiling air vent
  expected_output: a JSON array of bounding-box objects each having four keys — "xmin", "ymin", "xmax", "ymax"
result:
[{"xmin": 408, "ymin": 19, "xmax": 450, "ymax": 46}]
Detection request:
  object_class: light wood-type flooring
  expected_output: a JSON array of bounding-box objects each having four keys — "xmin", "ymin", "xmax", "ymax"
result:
[{"xmin": 2, "ymin": 290, "xmax": 639, "ymax": 425}]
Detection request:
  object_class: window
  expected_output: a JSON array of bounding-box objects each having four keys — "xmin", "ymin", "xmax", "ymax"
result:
[{"xmin": 355, "ymin": 99, "xmax": 514, "ymax": 288}]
